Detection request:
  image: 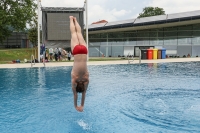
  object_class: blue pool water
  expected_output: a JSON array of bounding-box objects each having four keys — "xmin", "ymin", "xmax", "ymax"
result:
[{"xmin": 0, "ymin": 62, "xmax": 200, "ymax": 133}]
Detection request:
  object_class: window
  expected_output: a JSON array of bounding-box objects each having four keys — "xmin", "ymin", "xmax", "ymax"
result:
[
  {"xmin": 164, "ymin": 27, "xmax": 177, "ymax": 45},
  {"xmin": 89, "ymin": 34, "xmax": 101, "ymax": 39},
  {"xmin": 193, "ymin": 24, "xmax": 200, "ymax": 45},
  {"xmin": 149, "ymin": 29, "xmax": 163, "ymax": 45},
  {"xmin": 137, "ymin": 30, "xmax": 149, "ymax": 45},
  {"xmin": 178, "ymin": 25, "xmax": 192, "ymax": 45}
]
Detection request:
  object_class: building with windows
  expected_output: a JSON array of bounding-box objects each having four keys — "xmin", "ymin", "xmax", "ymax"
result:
[
  {"xmin": 88, "ymin": 10, "xmax": 200, "ymax": 57},
  {"xmin": 41, "ymin": 7, "xmax": 84, "ymax": 48},
  {"xmin": 0, "ymin": 32, "xmax": 29, "ymax": 49}
]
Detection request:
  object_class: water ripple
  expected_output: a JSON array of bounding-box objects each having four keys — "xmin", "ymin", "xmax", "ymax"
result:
[{"xmin": 0, "ymin": 62, "xmax": 200, "ymax": 133}]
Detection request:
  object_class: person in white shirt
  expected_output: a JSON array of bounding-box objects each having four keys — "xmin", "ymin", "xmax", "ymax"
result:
[{"xmin": 49, "ymin": 48, "xmax": 54, "ymax": 61}]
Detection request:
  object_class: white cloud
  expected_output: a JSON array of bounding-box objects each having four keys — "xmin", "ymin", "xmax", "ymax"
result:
[
  {"xmin": 40, "ymin": 0, "xmax": 133, "ymax": 23},
  {"xmin": 111, "ymin": 9, "xmax": 132, "ymax": 17},
  {"xmin": 131, "ymin": 13, "xmax": 139, "ymax": 19},
  {"xmin": 41, "ymin": 0, "xmax": 85, "ymax": 7},
  {"xmin": 88, "ymin": 5, "xmax": 115, "ymax": 23},
  {"xmin": 149, "ymin": 0, "xmax": 200, "ymax": 14},
  {"xmin": 88, "ymin": 5, "xmax": 132, "ymax": 23},
  {"xmin": 39, "ymin": 0, "xmax": 200, "ymax": 24}
]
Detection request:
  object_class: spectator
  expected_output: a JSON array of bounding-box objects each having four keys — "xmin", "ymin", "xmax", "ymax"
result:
[
  {"xmin": 45, "ymin": 49, "xmax": 49, "ymax": 62},
  {"xmin": 58, "ymin": 47, "xmax": 62, "ymax": 61},
  {"xmin": 54, "ymin": 48, "xmax": 59, "ymax": 61},
  {"xmin": 68, "ymin": 51, "xmax": 71, "ymax": 61},
  {"xmin": 49, "ymin": 47, "xmax": 54, "ymax": 61},
  {"xmin": 62, "ymin": 49, "xmax": 67, "ymax": 61},
  {"xmin": 40, "ymin": 43, "xmax": 45, "ymax": 62}
]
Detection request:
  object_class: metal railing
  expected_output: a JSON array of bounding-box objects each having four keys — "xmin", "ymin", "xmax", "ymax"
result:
[
  {"xmin": 31, "ymin": 55, "xmax": 35, "ymax": 67},
  {"xmin": 42, "ymin": 56, "xmax": 45, "ymax": 67},
  {"xmin": 127, "ymin": 52, "xmax": 134, "ymax": 64},
  {"xmin": 127, "ymin": 50, "xmax": 142, "ymax": 64},
  {"xmin": 31, "ymin": 54, "xmax": 45, "ymax": 67},
  {"xmin": 139, "ymin": 49, "xmax": 141, "ymax": 64}
]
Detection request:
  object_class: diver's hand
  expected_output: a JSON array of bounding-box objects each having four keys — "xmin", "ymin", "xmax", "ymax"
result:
[{"xmin": 76, "ymin": 106, "xmax": 84, "ymax": 112}]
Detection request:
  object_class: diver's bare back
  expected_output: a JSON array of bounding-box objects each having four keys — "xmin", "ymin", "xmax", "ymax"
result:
[{"xmin": 71, "ymin": 54, "xmax": 89, "ymax": 82}]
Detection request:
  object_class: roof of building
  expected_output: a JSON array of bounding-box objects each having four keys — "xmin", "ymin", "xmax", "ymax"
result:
[
  {"xmin": 92, "ymin": 20, "xmax": 108, "ymax": 24},
  {"xmin": 88, "ymin": 10, "xmax": 200, "ymax": 32}
]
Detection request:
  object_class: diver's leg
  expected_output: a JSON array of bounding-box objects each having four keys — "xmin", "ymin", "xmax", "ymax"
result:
[
  {"xmin": 74, "ymin": 17, "xmax": 87, "ymax": 47},
  {"xmin": 70, "ymin": 16, "xmax": 79, "ymax": 51}
]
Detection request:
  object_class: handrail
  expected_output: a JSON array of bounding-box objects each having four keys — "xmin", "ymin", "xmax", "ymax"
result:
[
  {"xmin": 128, "ymin": 52, "xmax": 134, "ymax": 64},
  {"xmin": 43, "ymin": 55, "xmax": 45, "ymax": 67},
  {"xmin": 31, "ymin": 54, "xmax": 45, "ymax": 67},
  {"xmin": 31, "ymin": 55, "xmax": 35, "ymax": 67},
  {"xmin": 139, "ymin": 49, "xmax": 141, "ymax": 64}
]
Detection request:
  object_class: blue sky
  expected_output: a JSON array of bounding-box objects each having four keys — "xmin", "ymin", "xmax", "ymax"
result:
[{"xmin": 40, "ymin": 0, "xmax": 200, "ymax": 24}]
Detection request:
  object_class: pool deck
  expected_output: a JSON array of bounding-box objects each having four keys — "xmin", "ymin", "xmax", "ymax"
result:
[{"xmin": 0, "ymin": 58, "xmax": 200, "ymax": 68}]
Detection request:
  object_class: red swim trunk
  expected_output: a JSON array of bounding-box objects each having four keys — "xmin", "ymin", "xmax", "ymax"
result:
[{"xmin": 72, "ymin": 45, "xmax": 88, "ymax": 55}]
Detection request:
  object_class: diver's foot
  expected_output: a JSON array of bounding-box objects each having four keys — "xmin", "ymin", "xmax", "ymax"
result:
[{"xmin": 69, "ymin": 16, "xmax": 73, "ymax": 19}]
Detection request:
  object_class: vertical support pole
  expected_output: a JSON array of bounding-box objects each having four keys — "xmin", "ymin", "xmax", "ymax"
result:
[
  {"xmin": 37, "ymin": 0, "xmax": 40, "ymax": 62},
  {"xmin": 85, "ymin": 0, "xmax": 89, "ymax": 61},
  {"xmin": 139, "ymin": 49, "xmax": 141, "ymax": 64},
  {"xmin": 192, "ymin": 24, "xmax": 193, "ymax": 57},
  {"xmin": 106, "ymin": 33, "xmax": 108, "ymax": 57}
]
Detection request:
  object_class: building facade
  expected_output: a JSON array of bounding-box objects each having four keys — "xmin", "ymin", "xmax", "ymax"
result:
[
  {"xmin": 88, "ymin": 10, "xmax": 200, "ymax": 57},
  {"xmin": 41, "ymin": 7, "xmax": 84, "ymax": 48},
  {"xmin": 0, "ymin": 32, "xmax": 29, "ymax": 49}
]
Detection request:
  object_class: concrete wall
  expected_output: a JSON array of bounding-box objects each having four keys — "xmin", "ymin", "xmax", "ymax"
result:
[
  {"xmin": 177, "ymin": 46, "xmax": 192, "ymax": 57},
  {"xmin": 192, "ymin": 46, "xmax": 200, "ymax": 57}
]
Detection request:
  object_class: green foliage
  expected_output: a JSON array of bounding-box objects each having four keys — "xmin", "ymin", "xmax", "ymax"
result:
[
  {"xmin": 138, "ymin": 7, "xmax": 165, "ymax": 18},
  {"xmin": 28, "ymin": 12, "xmax": 38, "ymax": 47},
  {"xmin": 0, "ymin": 0, "xmax": 37, "ymax": 42},
  {"xmin": 28, "ymin": 27, "xmax": 38, "ymax": 47},
  {"xmin": 28, "ymin": 11, "xmax": 43, "ymax": 47}
]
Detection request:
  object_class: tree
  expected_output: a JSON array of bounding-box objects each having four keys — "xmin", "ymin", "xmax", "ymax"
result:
[
  {"xmin": 138, "ymin": 7, "xmax": 165, "ymax": 18},
  {"xmin": 0, "ymin": 0, "xmax": 37, "ymax": 43},
  {"xmin": 28, "ymin": 12, "xmax": 38, "ymax": 47}
]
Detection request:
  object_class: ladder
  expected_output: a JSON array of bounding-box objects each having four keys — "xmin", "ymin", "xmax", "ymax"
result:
[
  {"xmin": 31, "ymin": 54, "xmax": 45, "ymax": 67},
  {"xmin": 41, "ymin": 54, "xmax": 45, "ymax": 67},
  {"xmin": 31, "ymin": 55, "xmax": 35, "ymax": 67},
  {"xmin": 127, "ymin": 52, "xmax": 134, "ymax": 64}
]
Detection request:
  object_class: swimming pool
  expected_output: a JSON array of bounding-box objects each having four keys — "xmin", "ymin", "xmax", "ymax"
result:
[{"xmin": 0, "ymin": 62, "xmax": 200, "ymax": 133}]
